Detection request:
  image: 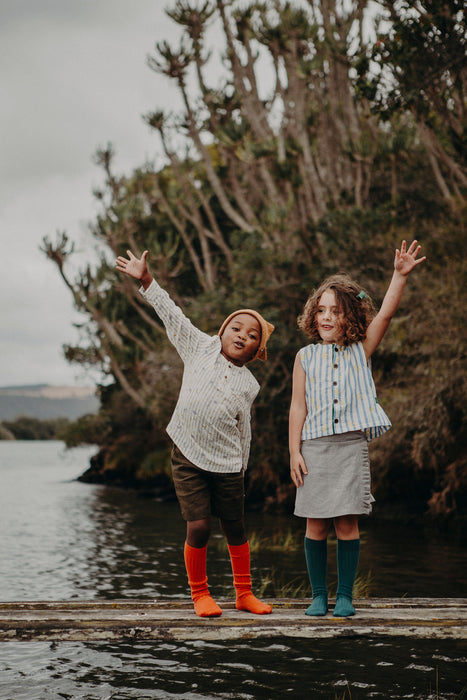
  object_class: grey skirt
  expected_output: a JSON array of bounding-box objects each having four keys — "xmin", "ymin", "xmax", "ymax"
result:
[{"xmin": 294, "ymin": 431, "xmax": 374, "ymax": 519}]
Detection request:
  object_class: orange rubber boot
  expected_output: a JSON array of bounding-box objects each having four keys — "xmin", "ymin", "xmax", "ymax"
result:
[
  {"xmin": 184, "ymin": 543, "xmax": 222, "ymax": 617},
  {"xmin": 228, "ymin": 542, "xmax": 272, "ymax": 614}
]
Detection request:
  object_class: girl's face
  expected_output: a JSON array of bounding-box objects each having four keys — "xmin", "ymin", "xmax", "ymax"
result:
[
  {"xmin": 220, "ymin": 313, "xmax": 261, "ymax": 366},
  {"xmin": 315, "ymin": 289, "xmax": 345, "ymax": 345}
]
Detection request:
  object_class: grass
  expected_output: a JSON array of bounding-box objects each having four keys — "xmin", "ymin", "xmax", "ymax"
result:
[
  {"xmin": 333, "ymin": 678, "xmax": 467, "ymax": 700},
  {"xmin": 335, "ymin": 684, "xmax": 352, "ymax": 699},
  {"xmin": 255, "ymin": 568, "xmax": 374, "ymax": 599},
  {"xmin": 213, "ymin": 527, "xmax": 303, "ymax": 554},
  {"xmin": 214, "ymin": 527, "xmax": 374, "ymax": 598},
  {"xmin": 256, "ymin": 568, "xmax": 310, "ymax": 599},
  {"xmin": 249, "ymin": 527, "xmax": 303, "ymax": 553}
]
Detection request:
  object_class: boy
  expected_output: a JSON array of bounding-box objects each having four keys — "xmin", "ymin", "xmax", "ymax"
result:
[{"xmin": 116, "ymin": 249, "xmax": 274, "ymax": 617}]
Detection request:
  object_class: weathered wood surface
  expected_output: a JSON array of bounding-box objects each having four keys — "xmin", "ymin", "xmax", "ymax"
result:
[{"xmin": 1, "ymin": 598, "xmax": 465, "ymax": 642}]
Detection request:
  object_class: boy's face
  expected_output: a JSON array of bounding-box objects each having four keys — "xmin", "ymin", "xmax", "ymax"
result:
[{"xmin": 220, "ymin": 313, "xmax": 261, "ymax": 365}]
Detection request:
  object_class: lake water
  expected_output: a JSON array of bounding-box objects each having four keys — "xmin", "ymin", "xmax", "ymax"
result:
[{"xmin": 0, "ymin": 441, "xmax": 465, "ymax": 699}]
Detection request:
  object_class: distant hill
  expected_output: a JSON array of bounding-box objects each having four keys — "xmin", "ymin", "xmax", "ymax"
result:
[{"xmin": 0, "ymin": 384, "xmax": 99, "ymax": 420}]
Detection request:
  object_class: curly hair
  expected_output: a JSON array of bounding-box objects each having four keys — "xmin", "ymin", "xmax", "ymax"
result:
[{"xmin": 297, "ymin": 273, "xmax": 375, "ymax": 345}]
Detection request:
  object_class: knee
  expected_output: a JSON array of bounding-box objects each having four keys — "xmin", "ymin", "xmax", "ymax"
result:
[
  {"xmin": 334, "ymin": 516, "xmax": 359, "ymax": 540},
  {"xmin": 186, "ymin": 519, "xmax": 211, "ymax": 548},
  {"xmin": 306, "ymin": 519, "xmax": 330, "ymax": 540},
  {"xmin": 220, "ymin": 518, "xmax": 247, "ymax": 546}
]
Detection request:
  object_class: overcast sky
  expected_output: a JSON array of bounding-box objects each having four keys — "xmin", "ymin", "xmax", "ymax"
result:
[
  {"xmin": 0, "ymin": 0, "xmax": 190, "ymax": 388},
  {"xmin": 0, "ymin": 1, "xmax": 379, "ymax": 390}
]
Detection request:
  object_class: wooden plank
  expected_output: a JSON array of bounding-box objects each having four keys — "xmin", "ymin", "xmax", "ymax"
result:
[{"xmin": 0, "ymin": 599, "xmax": 465, "ymax": 642}]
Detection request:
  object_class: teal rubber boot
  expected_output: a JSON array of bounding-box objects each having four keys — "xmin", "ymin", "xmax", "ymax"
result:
[
  {"xmin": 333, "ymin": 538, "xmax": 360, "ymax": 617},
  {"xmin": 304, "ymin": 537, "xmax": 328, "ymax": 616}
]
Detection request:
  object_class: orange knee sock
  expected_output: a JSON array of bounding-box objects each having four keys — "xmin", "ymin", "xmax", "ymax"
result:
[
  {"xmin": 228, "ymin": 542, "xmax": 272, "ymax": 614},
  {"xmin": 184, "ymin": 543, "xmax": 222, "ymax": 617}
]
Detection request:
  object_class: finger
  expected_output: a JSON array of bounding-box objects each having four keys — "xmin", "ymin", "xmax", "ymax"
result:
[
  {"xmin": 116, "ymin": 256, "xmax": 128, "ymax": 264},
  {"xmin": 298, "ymin": 456, "xmax": 308, "ymax": 475},
  {"xmin": 290, "ymin": 469, "xmax": 302, "ymax": 487},
  {"xmin": 127, "ymin": 250, "xmax": 136, "ymax": 259},
  {"xmin": 142, "ymin": 250, "xmax": 148, "ymax": 260},
  {"xmin": 400, "ymin": 240, "xmax": 406, "ymax": 253},
  {"xmin": 297, "ymin": 463, "xmax": 307, "ymax": 484},
  {"xmin": 407, "ymin": 240, "xmax": 418, "ymax": 255}
]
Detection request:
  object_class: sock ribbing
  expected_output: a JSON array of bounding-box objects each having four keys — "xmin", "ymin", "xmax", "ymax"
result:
[
  {"xmin": 184, "ymin": 542, "xmax": 222, "ymax": 617},
  {"xmin": 228, "ymin": 542, "xmax": 272, "ymax": 615}
]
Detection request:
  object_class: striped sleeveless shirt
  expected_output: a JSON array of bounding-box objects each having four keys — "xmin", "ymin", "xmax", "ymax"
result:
[{"xmin": 299, "ymin": 342, "xmax": 391, "ymax": 442}]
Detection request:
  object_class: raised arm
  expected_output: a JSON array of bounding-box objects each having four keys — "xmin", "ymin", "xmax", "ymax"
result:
[
  {"xmin": 289, "ymin": 354, "xmax": 309, "ymax": 488},
  {"xmin": 115, "ymin": 249, "xmax": 207, "ymax": 362},
  {"xmin": 363, "ymin": 240, "xmax": 426, "ymax": 360},
  {"xmin": 115, "ymin": 250, "xmax": 153, "ymax": 289}
]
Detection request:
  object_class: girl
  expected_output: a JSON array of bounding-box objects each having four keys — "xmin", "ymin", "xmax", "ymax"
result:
[
  {"xmin": 289, "ymin": 240, "xmax": 425, "ymax": 617},
  {"xmin": 116, "ymin": 250, "xmax": 274, "ymax": 618}
]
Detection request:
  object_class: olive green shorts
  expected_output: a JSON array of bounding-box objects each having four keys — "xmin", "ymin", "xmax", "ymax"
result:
[{"xmin": 171, "ymin": 444, "xmax": 245, "ymax": 522}]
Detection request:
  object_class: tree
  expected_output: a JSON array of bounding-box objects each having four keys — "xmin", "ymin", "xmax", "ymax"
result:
[
  {"xmin": 370, "ymin": 0, "xmax": 467, "ymax": 208},
  {"xmin": 43, "ymin": 0, "xmax": 466, "ymax": 522}
]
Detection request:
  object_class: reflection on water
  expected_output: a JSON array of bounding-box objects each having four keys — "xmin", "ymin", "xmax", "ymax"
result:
[
  {"xmin": 1, "ymin": 637, "xmax": 466, "ymax": 699},
  {"xmin": 58, "ymin": 487, "xmax": 188, "ymax": 601},
  {"xmin": 1, "ymin": 442, "xmax": 465, "ymax": 602},
  {"xmin": 0, "ymin": 441, "xmax": 466, "ymax": 699},
  {"xmin": 0, "ymin": 442, "xmax": 189, "ymax": 601}
]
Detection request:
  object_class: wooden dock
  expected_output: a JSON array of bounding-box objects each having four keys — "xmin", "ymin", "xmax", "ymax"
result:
[{"xmin": 1, "ymin": 598, "xmax": 465, "ymax": 642}]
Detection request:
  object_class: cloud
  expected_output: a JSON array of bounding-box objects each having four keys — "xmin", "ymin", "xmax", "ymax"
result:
[
  {"xmin": 0, "ymin": 0, "xmax": 176, "ymax": 187},
  {"xmin": 0, "ymin": 0, "xmax": 183, "ymax": 387}
]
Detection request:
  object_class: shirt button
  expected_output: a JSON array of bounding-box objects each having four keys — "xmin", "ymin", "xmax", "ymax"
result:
[
  {"xmin": 334, "ymin": 364, "xmax": 338, "ymax": 369},
  {"xmin": 333, "ymin": 399, "xmax": 338, "ymax": 404},
  {"xmin": 333, "ymin": 381, "xmax": 337, "ymax": 386},
  {"xmin": 334, "ymin": 418, "xmax": 339, "ymax": 423}
]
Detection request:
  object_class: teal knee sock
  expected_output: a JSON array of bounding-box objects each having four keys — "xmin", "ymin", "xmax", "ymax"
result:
[
  {"xmin": 304, "ymin": 537, "xmax": 328, "ymax": 616},
  {"xmin": 333, "ymin": 538, "xmax": 360, "ymax": 617}
]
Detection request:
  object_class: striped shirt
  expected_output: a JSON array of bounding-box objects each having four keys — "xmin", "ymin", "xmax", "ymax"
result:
[
  {"xmin": 299, "ymin": 342, "xmax": 391, "ymax": 442},
  {"xmin": 140, "ymin": 280, "xmax": 260, "ymax": 473}
]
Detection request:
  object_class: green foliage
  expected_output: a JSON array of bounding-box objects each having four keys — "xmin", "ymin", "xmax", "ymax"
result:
[
  {"xmin": 372, "ymin": 1, "xmax": 466, "ymax": 121},
  {"xmin": 57, "ymin": 413, "xmax": 110, "ymax": 448},
  {"xmin": 1, "ymin": 416, "xmax": 70, "ymax": 441},
  {"xmin": 369, "ymin": 0, "xmax": 467, "ymax": 213},
  {"xmin": 42, "ymin": 0, "xmax": 466, "ymax": 524}
]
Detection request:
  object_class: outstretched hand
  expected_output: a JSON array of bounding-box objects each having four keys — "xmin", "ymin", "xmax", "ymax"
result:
[
  {"xmin": 394, "ymin": 240, "xmax": 426, "ymax": 276},
  {"xmin": 115, "ymin": 250, "xmax": 149, "ymax": 281}
]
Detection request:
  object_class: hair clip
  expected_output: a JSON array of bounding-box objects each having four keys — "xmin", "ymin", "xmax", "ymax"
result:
[{"xmin": 356, "ymin": 290, "xmax": 368, "ymax": 300}]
